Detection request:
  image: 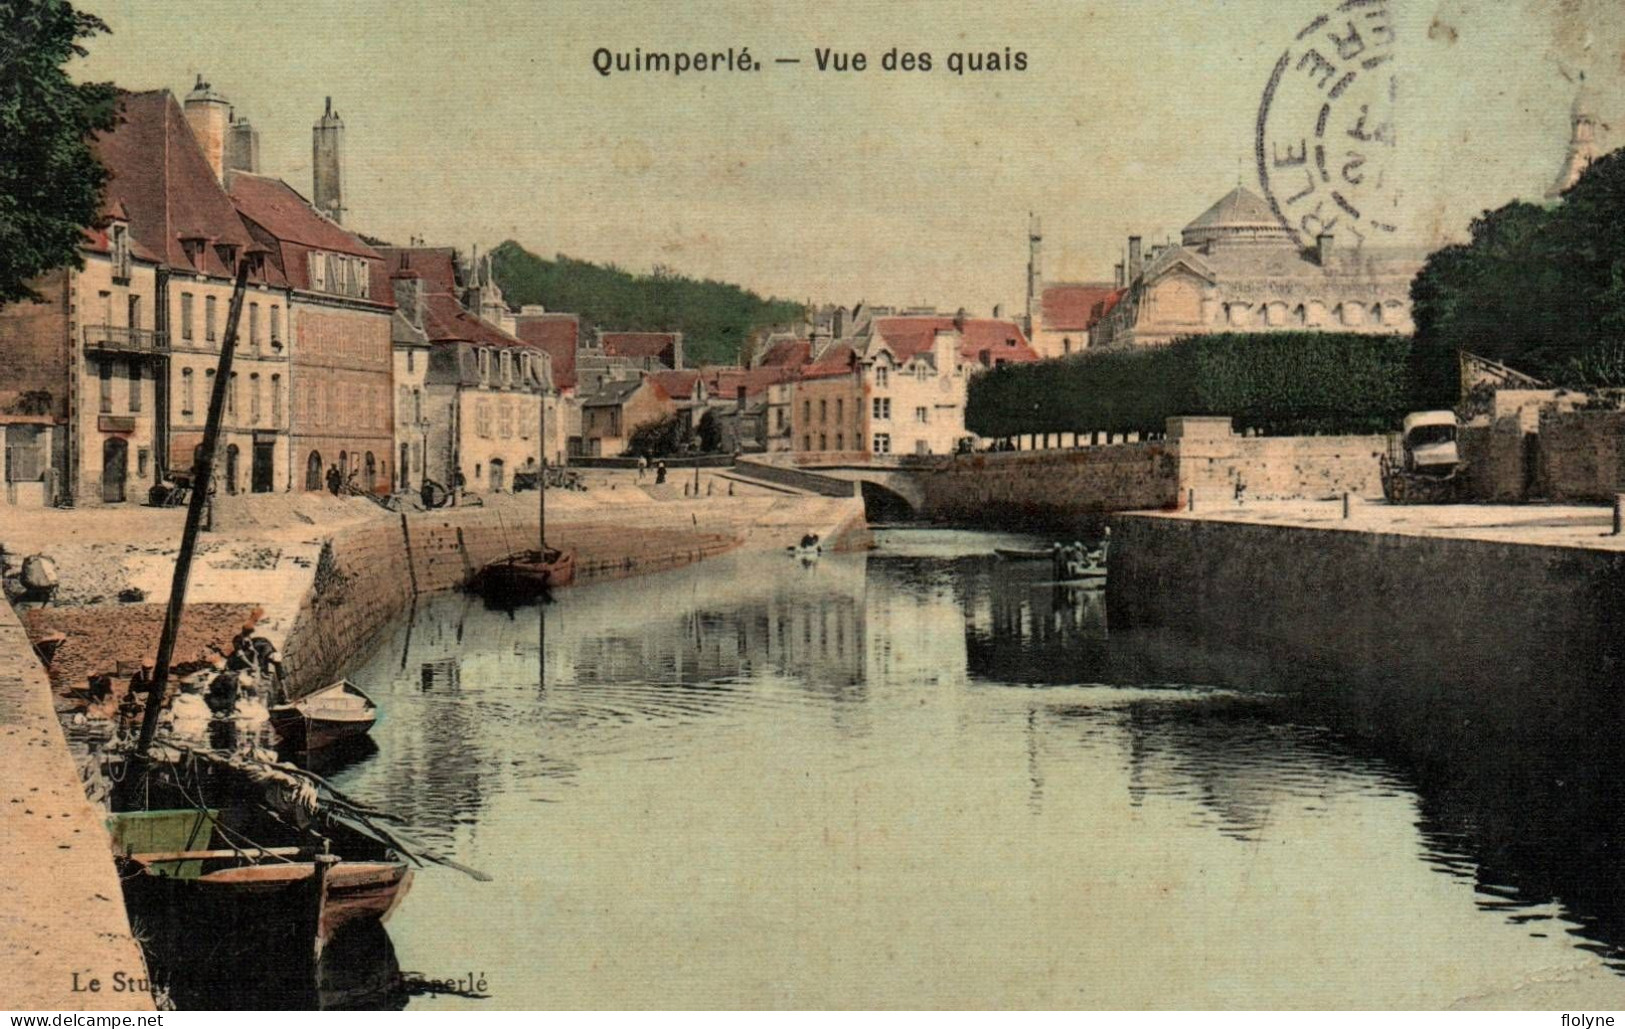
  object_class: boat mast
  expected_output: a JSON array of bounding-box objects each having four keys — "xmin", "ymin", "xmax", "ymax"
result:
[{"xmin": 136, "ymin": 261, "xmax": 252, "ymax": 756}]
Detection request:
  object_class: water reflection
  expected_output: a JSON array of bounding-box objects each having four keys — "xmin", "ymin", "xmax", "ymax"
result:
[{"xmin": 321, "ymin": 530, "xmax": 1625, "ymax": 1007}]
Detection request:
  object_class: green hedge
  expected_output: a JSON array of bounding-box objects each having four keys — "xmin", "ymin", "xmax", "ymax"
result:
[{"xmin": 966, "ymin": 333, "xmax": 1414, "ymax": 438}]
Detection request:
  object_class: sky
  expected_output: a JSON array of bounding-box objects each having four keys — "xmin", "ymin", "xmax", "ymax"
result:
[{"xmin": 71, "ymin": 0, "xmax": 1625, "ymax": 314}]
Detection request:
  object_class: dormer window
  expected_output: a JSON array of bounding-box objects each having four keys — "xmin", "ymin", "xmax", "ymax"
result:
[
  {"xmin": 214, "ymin": 243, "xmax": 238, "ymax": 270},
  {"xmin": 180, "ymin": 235, "xmax": 209, "ymax": 268}
]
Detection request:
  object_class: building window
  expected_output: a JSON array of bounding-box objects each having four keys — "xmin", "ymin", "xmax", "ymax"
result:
[
  {"xmin": 271, "ymin": 374, "xmax": 283, "ymax": 424},
  {"xmin": 803, "ymin": 399, "xmax": 810, "ymax": 421},
  {"xmin": 872, "ymin": 397, "xmax": 891, "ymax": 420},
  {"xmin": 836, "ymin": 398, "xmax": 844, "ymax": 424},
  {"xmin": 406, "ymin": 349, "xmax": 415, "ymax": 374},
  {"xmin": 205, "ymin": 295, "xmax": 218, "ymax": 342},
  {"xmin": 476, "ymin": 399, "xmax": 493, "ymax": 438},
  {"xmin": 875, "ymin": 366, "xmax": 888, "ymax": 388},
  {"xmin": 111, "ymin": 224, "xmax": 131, "ymax": 279},
  {"xmin": 872, "ymin": 433, "xmax": 891, "ymax": 454},
  {"xmin": 397, "ymin": 386, "xmax": 411, "ymax": 425},
  {"xmin": 819, "ymin": 399, "xmax": 827, "ymax": 423},
  {"xmin": 249, "ymin": 303, "xmax": 261, "ymax": 347},
  {"xmin": 501, "ymin": 351, "xmax": 512, "ymax": 385},
  {"xmin": 205, "ymin": 369, "xmax": 215, "ymax": 413},
  {"xmin": 181, "ymin": 367, "xmax": 195, "ymax": 419},
  {"xmin": 128, "ymin": 295, "xmax": 141, "ymax": 332},
  {"xmin": 479, "ymin": 349, "xmax": 491, "ymax": 384},
  {"xmin": 270, "ymin": 305, "xmax": 282, "ymax": 346},
  {"xmin": 250, "ymin": 372, "xmax": 262, "ymax": 424},
  {"xmin": 412, "ymin": 388, "xmax": 422, "ymax": 423},
  {"xmin": 181, "ymin": 293, "xmax": 195, "ymax": 341},
  {"xmin": 99, "ymin": 360, "xmax": 113, "ymax": 414},
  {"xmin": 128, "ymin": 363, "xmax": 142, "ymax": 413},
  {"xmin": 836, "ymin": 433, "xmax": 844, "ymax": 450},
  {"xmin": 137, "ymin": 447, "xmax": 149, "ymax": 478},
  {"xmin": 802, "ymin": 435, "xmax": 811, "ymax": 450},
  {"xmin": 915, "ymin": 406, "xmax": 928, "ymax": 423},
  {"xmin": 776, "ymin": 409, "xmax": 785, "ymax": 430},
  {"xmin": 227, "ymin": 371, "xmax": 238, "ymax": 417},
  {"xmin": 499, "ymin": 400, "xmax": 514, "ymax": 439},
  {"xmin": 819, "ymin": 433, "xmax": 827, "ymax": 450}
]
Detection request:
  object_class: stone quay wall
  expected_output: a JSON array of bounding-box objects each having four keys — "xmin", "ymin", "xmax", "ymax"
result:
[
  {"xmin": 278, "ymin": 507, "xmax": 742, "ymax": 697},
  {"xmin": 908, "ymin": 423, "xmax": 1386, "ymax": 529},
  {"xmin": 1106, "ymin": 514, "xmax": 1625, "ymax": 724}
]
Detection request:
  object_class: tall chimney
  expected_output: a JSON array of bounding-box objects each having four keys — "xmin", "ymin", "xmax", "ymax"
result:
[
  {"xmin": 391, "ymin": 271, "xmax": 426, "ymax": 329},
  {"xmin": 312, "ymin": 96, "xmax": 345, "ymax": 223},
  {"xmin": 1127, "ymin": 236, "xmax": 1143, "ymax": 284},
  {"xmin": 183, "ymin": 75, "xmax": 231, "ymax": 181},
  {"xmin": 1114, "ymin": 262, "xmax": 1125, "ymax": 289},
  {"xmin": 225, "ymin": 111, "xmax": 260, "ymax": 176}
]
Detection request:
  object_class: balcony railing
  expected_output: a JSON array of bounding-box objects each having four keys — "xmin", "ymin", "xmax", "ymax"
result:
[{"xmin": 83, "ymin": 325, "xmax": 167, "ymax": 355}]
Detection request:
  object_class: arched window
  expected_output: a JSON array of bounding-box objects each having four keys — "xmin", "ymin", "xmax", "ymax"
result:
[
  {"xmin": 305, "ymin": 451, "xmax": 323, "ymax": 491},
  {"xmin": 364, "ymin": 451, "xmax": 376, "ymax": 490}
]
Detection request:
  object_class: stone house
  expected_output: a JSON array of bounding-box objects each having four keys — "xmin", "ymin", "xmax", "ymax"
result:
[
  {"xmin": 790, "ymin": 345, "xmax": 864, "ymax": 458},
  {"xmin": 513, "ymin": 308, "xmax": 584, "ymax": 456},
  {"xmin": 855, "ymin": 313, "xmax": 1041, "ymax": 456},
  {"xmin": 229, "ymin": 170, "xmax": 394, "ymax": 493},
  {"xmin": 388, "ymin": 270, "xmax": 432, "ymax": 492},
  {"xmin": 0, "ymin": 87, "xmax": 298, "ymax": 506},
  {"xmin": 378, "ymin": 247, "xmax": 560, "ymax": 493},
  {"xmin": 579, "ymin": 377, "xmax": 674, "ymax": 458}
]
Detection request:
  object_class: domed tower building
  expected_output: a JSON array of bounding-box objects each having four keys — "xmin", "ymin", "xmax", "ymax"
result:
[{"xmin": 1091, "ymin": 183, "xmax": 1425, "ymax": 348}]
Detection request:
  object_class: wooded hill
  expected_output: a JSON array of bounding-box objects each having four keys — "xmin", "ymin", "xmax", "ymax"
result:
[{"xmin": 488, "ymin": 240, "xmax": 805, "ymax": 367}]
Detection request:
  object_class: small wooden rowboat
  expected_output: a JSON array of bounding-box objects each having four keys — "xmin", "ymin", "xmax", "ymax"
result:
[
  {"xmin": 994, "ymin": 547, "xmax": 1054, "ymax": 561},
  {"xmin": 270, "ymin": 680, "xmax": 378, "ymax": 751},
  {"xmin": 472, "ymin": 546, "xmax": 576, "ymax": 601}
]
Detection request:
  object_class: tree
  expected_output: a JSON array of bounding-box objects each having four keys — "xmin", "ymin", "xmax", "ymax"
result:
[
  {"xmin": 1409, "ymin": 148, "xmax": 1625, "ymax": 399},
  {"xmin": 0, "ymin": 0, "xmax": 117, "ymax": 306},
  {"xmin": 627, "ymin": 412, "xmax": 690, "ymax": 458},
  {"xmin": 696, "ymin": 408, "xmax": 724, "ymax": 452}
]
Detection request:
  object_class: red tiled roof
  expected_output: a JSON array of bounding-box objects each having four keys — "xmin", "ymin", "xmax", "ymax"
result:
[
  {"xmin": 1094, "ymin": 288, "xmax": 1128, "ymax": 321},
  {"xmin": 600, "ymin": 332, "xmax": 677, "ymax": 361},
  {"xmin": 93, "ymin": 91, "xmax": 252, "ymax": 278},
  {"xmin": 228, "ymin": 173, "xmax": 380, "ymax": 259},
  {"xmin": 757, "ymin": 338, "xmax": 811, "ymax": 367},
  {"xmin": 229, "ymin": 173, "xmax": 387, "ymax": 301},
  {"xmin": 1041, "ymin": 282, "xmax": 1117, "ymax": 332},
  {"xmin": 799, "ymin": 344, "xmax": 858, "ymax": 381},
  {"xmin": 376, "ymin": 246, "xmax": 460, "ymax": 293},
  {"xmin": 870, "ymin": 316, "xmax": 1041, "ymax": 365},
  {"xmin": 649, "ymin": 369, "xmax": 701, "ymax": 400},
  {"xmin": 703, "ymin": 364, "xmax": 793, "ymax": 398},
  {"xmin": 514, "ymin": 314, "xmax": 580, "ymax": 389}
]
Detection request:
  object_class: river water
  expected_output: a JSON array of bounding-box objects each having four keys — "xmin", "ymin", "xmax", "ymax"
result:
[{"xmin": 309, "ymin": 528, "xmax": 1625, "ymax": 1009}]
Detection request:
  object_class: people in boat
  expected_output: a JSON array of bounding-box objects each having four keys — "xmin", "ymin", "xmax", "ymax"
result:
[{"xmin": 799, "ymin": 532, "xmax": 821, "ymax": 552}]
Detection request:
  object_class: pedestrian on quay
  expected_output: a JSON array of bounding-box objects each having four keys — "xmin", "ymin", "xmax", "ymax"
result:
[
  {"xmin": 638, "ymin": 455, "xmax": 648, "ymax": 482},
  {"xmin": 325, "ymin": 463, "xmax": 342, "ymax": 495},
  {"xmin": 656, "ymin": 460, "xmax": 667, "ymax": 485}
]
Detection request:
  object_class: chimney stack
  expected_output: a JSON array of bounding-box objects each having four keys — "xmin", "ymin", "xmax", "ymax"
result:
[
  {"xmin": 225, "ymin": 111, "xmax": 260, "ymax": 176},
  {"xmin": 183, "ymin": 75, "xmax": 231, "ymax": 182},
  {"xmin": 1316, "ymin": 231, "xmax": 1336, "ymax": 267},
  {"xmin": 1127, "ymin": 236, "xmax": 1143, "ymax": 284},
  {"xmin": 1114, "ymin": 262, "xmax": 1125, "ymax": 289}
]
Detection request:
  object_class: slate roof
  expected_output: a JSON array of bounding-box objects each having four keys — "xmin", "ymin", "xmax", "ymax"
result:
[{"xmin": 580, "ymin": 376, "xmax": 664, "ymax": 407}]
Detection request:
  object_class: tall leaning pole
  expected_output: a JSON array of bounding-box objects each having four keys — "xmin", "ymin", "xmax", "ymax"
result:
[{"xmin": 136, "ymin": 260, "xmax": 252, "ymax": 756}]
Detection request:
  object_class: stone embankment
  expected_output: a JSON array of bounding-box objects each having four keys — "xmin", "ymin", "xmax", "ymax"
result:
[
  {"xmin": 0, "ymin": 601, "xmax": 153, "ymax": 1010},
  {"xmin": 1107, "ymin": 499, "xmax": 1625, "ymax": 712}
]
